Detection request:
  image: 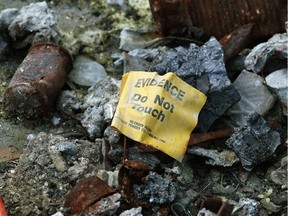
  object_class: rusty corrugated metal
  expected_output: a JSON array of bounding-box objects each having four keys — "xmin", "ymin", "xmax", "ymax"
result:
[{"xmin": 149, "ymin": 0, "xmax": 287, "ymax": 39}]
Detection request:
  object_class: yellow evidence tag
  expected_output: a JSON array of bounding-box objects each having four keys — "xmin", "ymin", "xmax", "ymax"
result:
[{"xmin": 111, "ymin": 71, "xmax": 207, "ymax": 162}]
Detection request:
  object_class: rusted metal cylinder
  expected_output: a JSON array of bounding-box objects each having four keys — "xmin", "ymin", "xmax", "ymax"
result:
[
  {"xmin": 149, "ymin": 0, "xmax": 287, "ymax": 40},
  {"xmin": 4, "ymin": 42, "xmax": 73, "ymax": 119}
]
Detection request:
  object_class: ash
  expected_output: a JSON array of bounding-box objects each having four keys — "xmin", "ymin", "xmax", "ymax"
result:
[{"xmin": 133, "ymin": 171, "xmax": 176, "ymax": 204}]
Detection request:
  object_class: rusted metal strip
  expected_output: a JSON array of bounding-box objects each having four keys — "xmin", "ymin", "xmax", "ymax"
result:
[
  {"xmin": 118, "ymin": 160, "xmax": 155, "ymax": 207},
  {"xmin": 188, "ymin": 128, "xmax": 235, "ymax": 145},
  {"xmin": 200, "ymin": 194, "xmax": 234, "ymax": 216},
  {"xmin": 64, "ymin": 176, "xmax": 116, "ymax": 215},
  {"xmin": 220, "ymin": 23, "xmax": 254, "ymax": 61}
]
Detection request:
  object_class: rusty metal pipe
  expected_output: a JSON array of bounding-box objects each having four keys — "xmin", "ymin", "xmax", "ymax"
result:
[
  {"xmin": 149, "ymin": 0, "xmax": 287, "ymax": 40},
  {"xmin": 4, "ymin": 42, "xmax": 72, "ymax": 119}
]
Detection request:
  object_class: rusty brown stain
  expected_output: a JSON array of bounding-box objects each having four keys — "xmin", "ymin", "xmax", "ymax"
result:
[
  {"xmin": 149, "ymin": 0, "xmax": 287, "ymax": 40},
  {"xmin": 0, "ymin": 147, "xmax": 22, "ymax": 163}
]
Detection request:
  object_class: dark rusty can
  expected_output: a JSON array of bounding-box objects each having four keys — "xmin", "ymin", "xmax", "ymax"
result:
[
  {"xmin": 149, "ymin": 0, "xmax": 287, "ymax": 40},
  {"xmin": 4, "ymin": 42, "xmax": 73, "ymax": 119}
]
